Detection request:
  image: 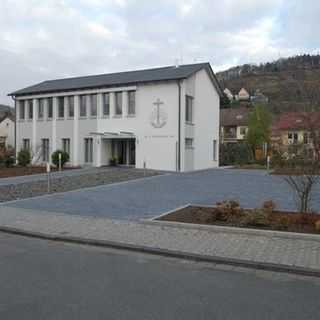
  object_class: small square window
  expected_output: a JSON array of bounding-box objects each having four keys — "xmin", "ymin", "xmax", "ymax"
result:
[
  {"xmin": 38, "ymin": 99, "xmax": 44, "ymax": 119},
  {"xmin": 68, "ymin": 96, "xmax": 74, "ymax": 118},
  {"xmin": 115, "ymin": 92, "xmax": 122, "ymax": 116},
  {"xmin": 128, "ymin": 91, "xmax": 136, "ymax": 115},
  {"xmin": 185, "ymin": 95, "xmax": 193, "ymax": 123},
  {"xmin": 185, "ymin": 138, "xmax": 194, "ymax": 149},
  {"xmin": 58, "ymin": 97, "xmax": 65, "ymax": 118},
  {"xmin": 90, "ymin": 94, "xmax": 97, "ymax": 117},
  {"xmin": 103, "ymin": 93, "xmax": 110, "ymax": 116},
  {"xmin": 47, "ymin": 98, "xmax": 53, "ymax": 119},
  {"xmin": 80, "ymin": 95, "xmax": 87, "ymax": 117},
  {"xmin": 28, "ymin": 100, "xmax": 33, "ymax": 119}
]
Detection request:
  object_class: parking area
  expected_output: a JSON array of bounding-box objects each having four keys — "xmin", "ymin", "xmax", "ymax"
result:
[{"xmin": 4, "ymin": 168, "xmax": 320, "ymax": 221}]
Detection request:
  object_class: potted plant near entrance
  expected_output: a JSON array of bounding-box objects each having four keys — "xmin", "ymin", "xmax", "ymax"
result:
[{"xmin": 109, "ymin": 156, "xmax": 118, "ymax": 166}]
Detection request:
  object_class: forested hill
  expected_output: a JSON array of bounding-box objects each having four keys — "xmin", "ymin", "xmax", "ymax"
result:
[{"xmin": 217, "ymin": 54, "xmax": 320, "ymax": 113}]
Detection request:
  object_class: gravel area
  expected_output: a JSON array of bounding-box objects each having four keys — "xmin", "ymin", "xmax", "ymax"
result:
[{"xmin": 0, "ymin": 167, "xmax": 162, "ymax": 202}]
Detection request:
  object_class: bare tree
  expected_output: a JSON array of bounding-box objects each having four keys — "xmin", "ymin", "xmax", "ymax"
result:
[
  {"xmin": 276, "ymin": 74, "xmax": 320, "ymax": 213},
  {"xmin": 282, "ymin": 148, "xmax": 320, "ymax": 212}
]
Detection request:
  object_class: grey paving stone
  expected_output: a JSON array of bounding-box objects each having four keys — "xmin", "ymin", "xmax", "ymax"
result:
[
  {"xmin": 3, "ymin": 168, "xmax": 320, "ymax": 221},
  {"xmin": 0, "ymin": 205, "xmax": 319, "ymax": 273}
]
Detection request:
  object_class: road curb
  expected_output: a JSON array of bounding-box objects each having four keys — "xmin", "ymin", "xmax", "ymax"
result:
[{"xmin": 0, "ymin": 225, "xmax": 319, "ymax": 278}]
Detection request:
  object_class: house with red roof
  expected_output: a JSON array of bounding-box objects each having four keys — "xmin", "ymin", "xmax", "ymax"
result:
[{"xmin": 271, "ymin": 112, "xmax": 320, "ymax": 156}]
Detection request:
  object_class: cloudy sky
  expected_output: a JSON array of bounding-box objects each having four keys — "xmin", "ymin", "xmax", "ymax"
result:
[{"xmin": 1, "ymin": 0, "xmax": 319, "ymax": 105}]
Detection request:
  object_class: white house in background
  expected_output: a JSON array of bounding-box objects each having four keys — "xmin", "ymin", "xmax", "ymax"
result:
[
  {"xmin": 9, "ymin": 63, "xmax": 222, "ymax": 172},
  {"xmin": 0, "ymin": 113, "xmax": 15, "ymax": 149},
  {"xmin": 236, "ymin": 88, "xmax": 250, "ymax": 101},
  {"xmin": 223, "ymin": 88, "xmax": 234, "ymax": 101}
]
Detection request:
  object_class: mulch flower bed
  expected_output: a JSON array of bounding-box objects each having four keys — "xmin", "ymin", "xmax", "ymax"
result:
[
  {"xmin": 0, "ymin": 166, "xmax": 80, "ymax": 178},
  {"xmin": 157, "ymin": 200, "xmax": 320, "ymax": 235}
]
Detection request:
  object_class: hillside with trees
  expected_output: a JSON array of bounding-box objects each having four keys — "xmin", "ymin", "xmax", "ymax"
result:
[
  {"xmin": 217, "ymin": 54, "xmax": 320, "ymax": 113},
  {"xmin": 0, "ymin": 104, "xmax": 14, "ymax": 119}
]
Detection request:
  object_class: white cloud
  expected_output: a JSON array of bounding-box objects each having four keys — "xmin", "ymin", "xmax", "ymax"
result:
[{"xmin": 0, "ymin": 0, "xmax": 318, "ymax": 105}]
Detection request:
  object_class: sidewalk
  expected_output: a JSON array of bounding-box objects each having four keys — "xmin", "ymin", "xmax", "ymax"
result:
[{"xmin": 0, "ymin": 205, "xmax": 319, "ymax": 276}]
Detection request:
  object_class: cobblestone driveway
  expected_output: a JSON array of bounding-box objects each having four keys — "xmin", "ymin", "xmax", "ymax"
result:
[{"xmin": 4, "ymin": 168, "xmax": 320, "ymax": 221}]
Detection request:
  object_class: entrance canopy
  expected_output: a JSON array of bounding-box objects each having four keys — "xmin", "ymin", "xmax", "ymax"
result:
[{"xmin": 90, "ymin": 131, "xmax": 135, "ymax": 139}]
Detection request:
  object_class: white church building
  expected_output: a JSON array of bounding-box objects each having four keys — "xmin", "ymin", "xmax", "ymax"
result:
[{"xmin": 9, "ymin": 63, "xmax": 222, "ymax": 172}]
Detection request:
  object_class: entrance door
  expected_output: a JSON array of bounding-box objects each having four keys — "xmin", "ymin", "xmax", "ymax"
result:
[
  {"xmin": 112, "ymin": 139, "xmax": 136, "ymax": 166},
  {"xmin": 129, "ymin": 140, "xmax": 136, "ymax": 165},
  {"xmin": 116, "ymin": 140, "xmax": 127, "ymax": 165}
]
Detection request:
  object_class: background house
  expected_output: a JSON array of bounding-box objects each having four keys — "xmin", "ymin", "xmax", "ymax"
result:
[
  {"xmin": 223, "ymin": 88, "xmax": 234, "ymax": 101},
  {"xmin": 236, "ymin": 88, "xmax": 250, "ymax": 101},
  {"xmin": 0, "ymin": 113, "xmax": 15, "ymax": 150},
  {"xmin": 0, "ymin": 105, "xmax": 15, "ymax": 150},
  {"xmin": 220, "ymin": 107, "xmax": 250, "ymax": 144},
  {"xmin": 271, "ymin": 112, "xmax": 320, "ymax": 157}
]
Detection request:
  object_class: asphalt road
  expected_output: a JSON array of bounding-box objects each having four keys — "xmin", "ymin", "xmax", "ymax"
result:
[{"xmin": 0, "ymin": 232, "xmax": 319, "ymax": 320}]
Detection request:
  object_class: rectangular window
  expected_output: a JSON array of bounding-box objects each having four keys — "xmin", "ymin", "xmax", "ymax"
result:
[
  {"xmin": 80, "ymin": 95, "xmax": 87, "ymax": 117},
  {"xmin": 84, "ymin": 138, "xmax": 93, "ymax": 163},
  {"xmin": 28, "ymin": 100, "xmax": 33, "ymax": 119},
  {"xmin": 288, "ymin": 132, "xmax": 298, "ymax": 144},
  {"xmin": 128, "ymin": 91, "xmax": 136, "ymax": 116},
  {"xmin": 38, "ymin": 99, "xmax": 44, "ymax": 119},
  {"xmin": 213, "ymin": 140, "xmax": 217, "ymax": 161},
  {"xmin": 185, "ymin": 95, "xmax": 193, "ymax": 123},
  {"xmin": 303, "ymin": 132, "xmax": 309, "ymax": 144},
  {"xmin": 19, "ymin": 101, "xmax": 25, "ymax": 120},
  {"xmin": 58, "ymin": 97, "xmax": 65, "ymax": 118},
  {"xmin": 240, "ymin": 127, "xmax": 247, "ymax": 136},
  {"xmin": 115, "ymin": 92, "xmax": 122, "ymax": 116},
  {"xmin": 90, "ymin": 94, "xmax": 97, "ymax": 117},
  {"xmin": 68, "ymin": 96, "xmax": 74, "ymax": 118},
  {"xmin": 185, "ymin": 138, "xmax": 194, "ymax": 149},
  {"xmin": 22, "ymin": 139, "xmax": 30, "ymax": 151},
  {"xmin": 47, "ymin": 98, "xmax": 53, "ymax": 119},
  {"xmin": 41, "ymin": 139, "xmax": 50, "ymax": 162},
  {"xmin": 103, "ymin": 93, "xmax": 110, "ymax": 116},
  {"xmin": 62, "ymin": 138, "xmax": 71, "ymax": 156}
]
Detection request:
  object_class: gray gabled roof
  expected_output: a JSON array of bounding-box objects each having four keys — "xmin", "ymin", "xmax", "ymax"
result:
[{"xmin": 9, "ymin": 63, "xmax": 223, "ymax": 97}]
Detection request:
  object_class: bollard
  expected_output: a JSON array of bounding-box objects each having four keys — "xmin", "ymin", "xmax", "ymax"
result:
[
  {"xmin": 267, "ymin": 155, "xmax": 270, "ymax": 171},
  {"xmin": 143, "ymin": 160, "xmax": 146, "ymax": 176},
  {"xmin": 46, "ymin": 162, "xmax": 51, "ymax": 193},
  {"xmin": 58, "ymin": 152, "xmax": 62, "ymax": 171}
]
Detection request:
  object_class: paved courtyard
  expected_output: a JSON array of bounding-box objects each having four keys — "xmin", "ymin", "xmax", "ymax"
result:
[{"xmin": 4, "ymin": 168, "xmax": 320, "ymax": 221}]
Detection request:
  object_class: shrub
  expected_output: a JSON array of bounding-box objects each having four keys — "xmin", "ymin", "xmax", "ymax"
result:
[
  {"xmin": 315, "ymin": 220, "xmax": 320, "ymax": 233},
  {"xmin": 215, "ymin": 200, "xmax": 243, "ymax": 222},
  {"xmin": 262, "ymin": 200, "xmax": 276, "ymax": 213},
  {"xmin": 219, "ymin": 143, "xmax": 254, "ymax": 166},
  {"xmin": 51, "ymin": 150, "xmax": 69, "ymax": 168},
  {"xmin": 17, "ymin": 149, "xmax": 31, "ymax": 167},
  {"xmin": 1, "ymin": 147, "xmax": 15, "ymax": 168},
  {"xmin": 109, "ymin": 157, "xmax": 118, "ymax": 166},
  {"xmin": 274, "ymin": 216, "xmax": 291, "ymax": 230},
  {"xmin": 271, "ymin": 150, "xmax": 286, "ymax": 169},
  {"xmin": 293, "ymin": 213, "xmax": 316, "ymax": 226},
  {"xmin": 4, "ymin": 155, "xmax": 15, "ymax": 168},
  {"xmin": 240, "ymin": 209, "xmax": 269, "ymax": 227}
]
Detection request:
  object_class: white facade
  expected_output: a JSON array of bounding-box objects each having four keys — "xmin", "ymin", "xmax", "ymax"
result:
[
  {"xmin": 14, "ymin": 67, "xmax": 220, "ymax": 171},
  {"xmin": 0, "ymin": 116, "xmax": 15, "ymax": 148}
]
